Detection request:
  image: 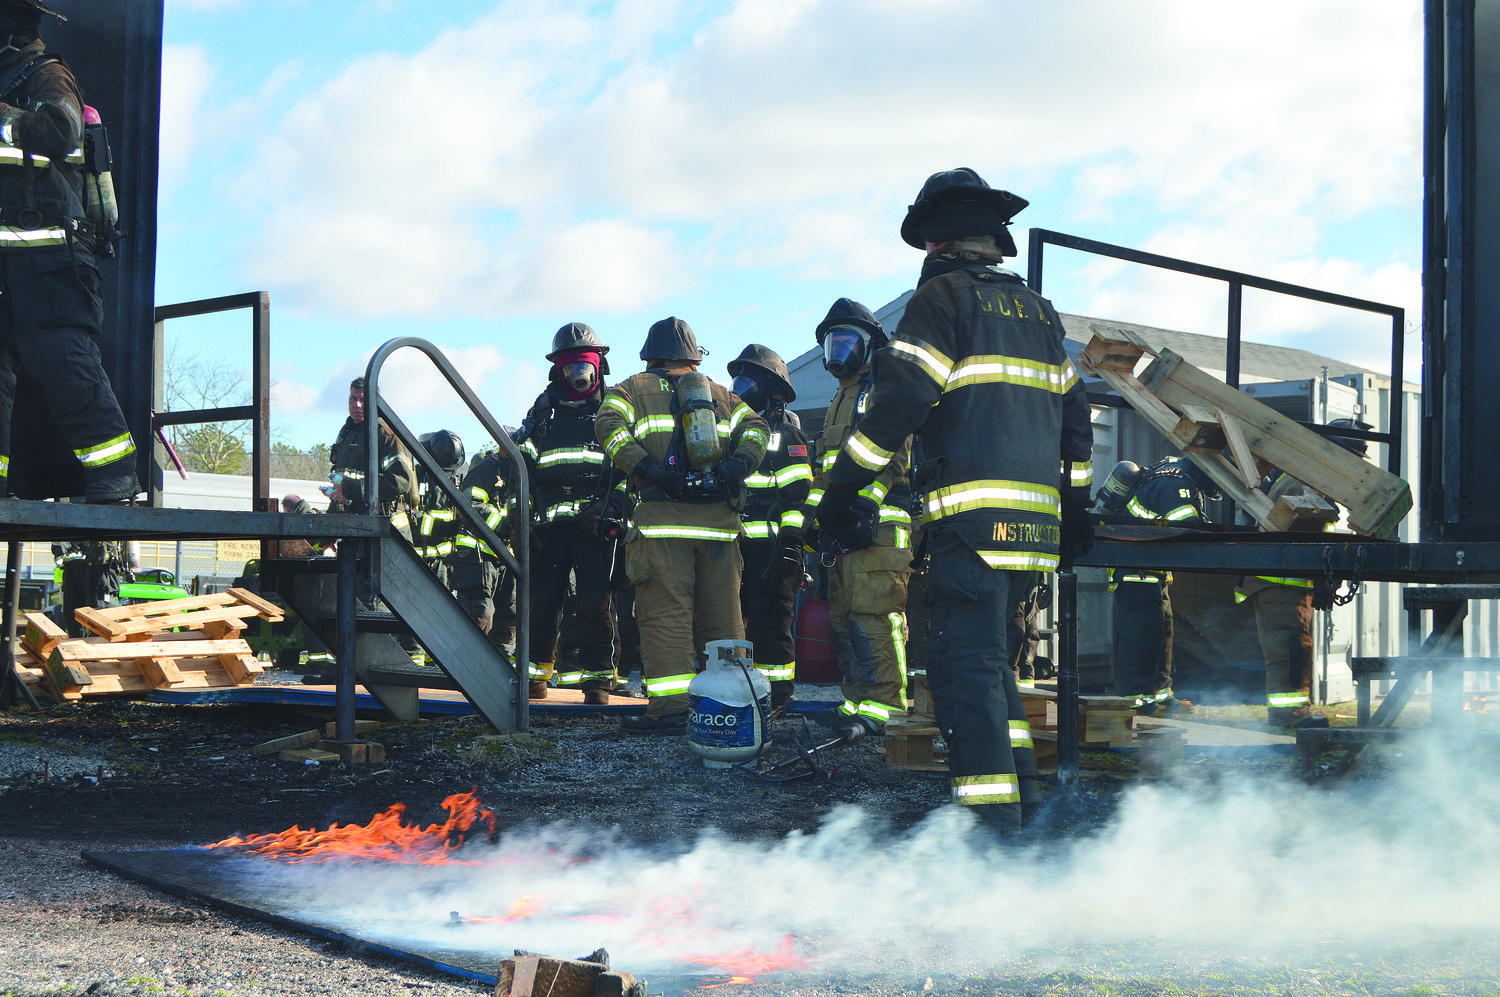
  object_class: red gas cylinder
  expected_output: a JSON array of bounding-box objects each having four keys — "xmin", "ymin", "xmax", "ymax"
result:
[{"xmin": 795, "ymin": 597, "xmax": 842, "ymax": 684}]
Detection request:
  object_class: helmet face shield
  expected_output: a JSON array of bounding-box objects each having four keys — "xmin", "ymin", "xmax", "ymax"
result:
[
  {"xmin": 822, "ymin": 326, "xmax": 868, "ymax": 379},
  {"xmin": 560, "ymin": 360, "xmax": 597, "ymax": 394},
  {"xmin": 731, "ymin": 373, "xmax": 769, "ymax": 413}
]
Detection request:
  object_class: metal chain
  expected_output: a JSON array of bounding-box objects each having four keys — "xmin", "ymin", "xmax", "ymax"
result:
[{"xmin": 1323, "ymin": 545, "xmax": 1365, "ymax": 607}]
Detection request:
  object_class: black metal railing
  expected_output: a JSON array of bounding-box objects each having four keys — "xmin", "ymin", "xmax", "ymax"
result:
[
  {"xmin": 151, "ymin": 291, "xmax": 271, "ymax": 510},
  {"xmin": 362, "ymin": 338, "xmax": 531, "ymax": 710},
  {"xmin": 1027, "ymin": 230, "xmax": 1406, "ymax": 476}
]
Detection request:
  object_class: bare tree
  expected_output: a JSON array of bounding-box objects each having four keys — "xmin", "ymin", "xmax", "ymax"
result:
[{"xmin": 160, "ymin": 344, "xmax": 252, "ymax": 475}]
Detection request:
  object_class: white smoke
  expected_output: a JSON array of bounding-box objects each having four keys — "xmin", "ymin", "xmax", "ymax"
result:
[{"xmin": 202, "ymin": 732, "xmax": 1500, "ymax": 988}]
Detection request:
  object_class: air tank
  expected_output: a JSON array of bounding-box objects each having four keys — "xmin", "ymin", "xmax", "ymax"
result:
[
  {"xmin": 687, "ymin": 639, "xmax": 769, "ymax": 768},
  {"xmin": 675, "ymin": 372, "xmax": 722, "ymax": 470},
  {"xmin": 1095, "ymin": 460, "xmax": 1142, "ymax": 514}
]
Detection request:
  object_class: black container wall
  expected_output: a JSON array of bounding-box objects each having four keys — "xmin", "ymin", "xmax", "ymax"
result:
[
  {"xmin": 1423, "ymin": 0, "xmax": 1500, "ymax": 542},
  {"xmin": 8, "ymin": 0, "xmax": 162, "ymax": 499}
]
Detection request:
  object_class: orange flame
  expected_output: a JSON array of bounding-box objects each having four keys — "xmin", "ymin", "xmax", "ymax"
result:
[
  {"xmin": 686, "ymin": 934, "xmax": 811, "ymax": 987},
  {"xmin": 204, "ymin": 790, "xmax": 497, "ymax": 865},
  {"xmin": 460, "ymin": 894, "xmax": 548, "ymax": 923}
]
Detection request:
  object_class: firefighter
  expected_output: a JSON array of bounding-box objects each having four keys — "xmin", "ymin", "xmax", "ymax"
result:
[
  {"xmin": 805, "ymin": 298, "xmax": 914, "ymax": 739},
  {"xmin": 451, "ymin": 445, "xmax": 515, "ymax": 652},
  {"xmin": 327, "ymin": 376, "xmax": 418, "ymax": 529},
  {"xmin": 1113, "ymin": 455, "xmax": 1207, "ymax": 717},
  {"xmin": 821, "ymin": 168, "xmax": 1094, "ymax": 833},
  {"xmin": 728, "ymin": 343, "xmax": 812, "ymax": 714},
  {"xmin": 52, "ymin": 540, "xmax": 122, "ymax": 637},
  {"xmin": 516, "ymin": 322, "xmax": 627, "ymax": 705},
  {"xmin": 0, "ymin": 0, "xmax": 138, "ymax": 503},
  {"xmin": 1236, "ymin": 419, "xmax": 1368, "ymax": 730},
  {"xmin": 597, "ymin": 316, "xmax": 769, "ymax": 733},
  {"xmin": 412, "ymin": 429, "xmax": 466, "ymax": 580}
]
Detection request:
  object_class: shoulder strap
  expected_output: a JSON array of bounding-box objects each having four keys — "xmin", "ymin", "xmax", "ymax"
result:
[{"xmin": 0, "ymin": 55, "xmax": 57, "ymax": 104}]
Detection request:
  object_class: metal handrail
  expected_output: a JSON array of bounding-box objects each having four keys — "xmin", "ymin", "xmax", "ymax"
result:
[
  {"xmin": 363, "ymin": 338, "xmax": 531, "ymax": 712},
  {"xmin": 150, "ymin": 291, "xmax": 271, "ymax": 511},
  {"xmin": 1027, "ymin": 230, "xmax": 1406, "ymax": 477}
]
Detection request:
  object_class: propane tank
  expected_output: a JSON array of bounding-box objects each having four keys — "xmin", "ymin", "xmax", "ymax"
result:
[
  {"xmin": 687, "ymin": 639, "xmax": 769, "ymax": 768},
  {"xmin": 676, "ymin": 372, "xmax": 723, "ymax": 470},
  {"xmin": 1094, "ymin": 460, "xmax": 1142, "ymax": 514}
]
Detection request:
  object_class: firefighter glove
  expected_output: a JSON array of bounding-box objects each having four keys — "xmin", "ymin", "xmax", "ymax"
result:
[
  {"xmin": 1059, "ymin": 502, "xmax": 1095, "ymax": 562},
  {"xmin": 634, "ymin": 453, "xmax": 685, "ymax": 499},
  {"xmin": 815, "ymin": 489, "xmax": 858, "ymax": 534},
  {"xmin": 1312, "ymin": 579, "xmax": 1335, "ymax": 611},
  {"xmin": 715, "ymin": 449, "xmax": 755, "ymax": 485},
  {"xmin": 773, "ymin": 526, "xmax": 804, "ymax": 580}
]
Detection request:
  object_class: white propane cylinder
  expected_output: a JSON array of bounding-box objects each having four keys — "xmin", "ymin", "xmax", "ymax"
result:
[{"xmin": 687, "ymin": 639, "xmax": 769, "ymax": 768}]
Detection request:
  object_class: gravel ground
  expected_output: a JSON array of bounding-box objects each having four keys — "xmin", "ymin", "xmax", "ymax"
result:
[{"xmin": 2, "ymin": 693, "xmax": 1499, "ymax": 997}]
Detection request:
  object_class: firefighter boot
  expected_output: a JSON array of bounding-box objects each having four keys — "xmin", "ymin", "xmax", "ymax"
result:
[
  {"xmin": 1269, "ymin": 705, "xmax": 1328, "ymax": 729},
  {"xmin": 581, "ymin": 682, "xmax": 611, "ymax": 706},
  {"xmin": 528, "ymin": 679, "xmax": 549, "ymax": 700},
  {"xmin": 770, "ymin": 681, "xmax": 794, "ymax": 719},
  {"xmin": 84, "ymin": 473, "xmax": 141, "ymax": 504}
]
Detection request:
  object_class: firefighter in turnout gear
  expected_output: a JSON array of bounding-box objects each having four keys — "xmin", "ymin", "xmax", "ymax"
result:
[
  {"xmin": 517, "ymin": 322, "xmax": 628, "ymax": 705},
  {"xmin": 413, "ymin": 430, "xmax": 466, "ymax": 580},
  {"xmin": 806, "ymin": 297, "xmax": 914, "ymax": 739},
  {"xmin": 451, "ymin": 446, "xmax": 515, "ymax": 650},
  {"xmin": 327, "ymin": 377, "xmax": 418, "ymax": 527},
  {"xmin": 597, "ymin": 316, "xmax": 769, "ymax": 733},
  {"xmin": 1113, "ymin": 456, "xmax": 1206, "ymax": 717},
  {"xmin": 823, "ymin": 168, "xmax": 1094, "ymax": 833},
  {"xmin": 728, "ymin": 343, "xmax": 812, "ymax": 713},
  {"xmin": 1236, "ymin": 419, "xmax": 1368, "ymax": 730},
  {"xmin": 0, "ymin": 0, "xmax": 138, "ymax": 502}
]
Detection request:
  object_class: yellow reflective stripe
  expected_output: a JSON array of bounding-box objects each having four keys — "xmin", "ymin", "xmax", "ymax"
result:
[
  {"xmin": 521, "ymin": 440, "xmax": 539, "ymax": 458},
  {"xmin": 951, "ymin": 774, "xmax": 1020, "ymax": 805},
  {"xmin": 601, "ymin": 395, "xmax": 635, "ymax": 421},
  {"xmin": 0, "ymin": 146, "xmax": 82, "ymax": 167},
  {"xmin": 855, "ymin": 700, "xmax": 896, "ymax": 721},
  {"xmin": 728, "ymin": 402, "xmax": 754, "ymax": 431},
  {"xmin": 839, "ymin": 700, "xmax": 859, "ymax": 717},
  {"xmin": 894, "ymin": 525, "xmax": 909, "ymax": 549},
  {"xmin": 1009, "ymin": 720, "xmax": 1033, "ymax": 750},
  {"xmin": 738, "ymin": 426, "xmax": 768, "ymax": 447},
  {"xmin": 979, "ymin": 550, "xmax": 1060, "ymax": 571},
  {"xmin": 554, "ymin": 670, "xmax": 584, "ymax": 686},
  {"xmin": 0, "ymin": 454, "xmax": 8, "ymax": 478},
  {"xmin": 744, "ymin": 473, "xmax": 776, "ymax": 487},
  {"xmin": 469, "ymin": 485, "xmax": 490, "ymax": 503},
  {"xmin": 544, "ymin": 499, "xmax": 587, "ymax": 518},
  {"xmin": 527, "ymin": 663, "xmax": 551, "ymax": 679},
  {"xmin": 775, "ymin": 464, "xmax": 814, "ymax": 486},
  {"xmin": 925, "ymin": 479, "xmax": 1059, "ymax": 519},
  {"xmin": 888, "ymin": 338, "xmax": 954, "ymax": 386},
  {"xmin": 637, "ymin": 524, "xmax": 739, "ymax": 541},
  {"xmin": 807, "ymin": 487, "xmax": 825, "ymax": 506},
  {"xmin": 945, "ymin": 354, "xmax": 1074, "ymax": 394},
  {"xmin": 859, "ymin": 480, "xmax": 889, "ymax": 504},
  {"xmin": 1256, "ymin": 576, "xmax": 1315, "ymax": 588},
  {"xmin": 1268, "ymin": 692, "xmax": 1310, "ymax": 707},
  {"xmin": 755, "ymin": 662, "xmax": 796, "ymax": 680},
  {"xmin": 604, "ymin": 427, "xmax": 634, "ymax": 457},
  {"xmin": 646, "ymin": 673, "xmax": 696, "ymax": 695},
  {"xmin": 1068, "ymin": 461, "xmax": 1093, "ymax": 487},
  {"xmin": 846, "ymin": 431, "xmax": 894, "ymax": 472},
  {"xmin": 634, "ymin": 415, "xmax": 675, "ymax": 435},
  {"xmin": 890, "ymin": 612, "xmax": 909, "ymax": 707},
  {"xmin": 0, "ymin": 226, "xmax": 66, "ymax": 246},
  {"xmin": 75, "ymin": 432, "xmax": 135, "ymax": 468},
  {"xmin": 741, "ymin": 521, "xmax": 775, "ymax": 539},
  {"xmin": 536, "ymin": 449, "xmax": 604, "ymax": 466},
  {"xmin": 780, "ymin": 509, "xmax": 805, "ymax": 529},
  {"xmin": 878, "ymin": 507, "xmax": 911, "ymax": 524}
]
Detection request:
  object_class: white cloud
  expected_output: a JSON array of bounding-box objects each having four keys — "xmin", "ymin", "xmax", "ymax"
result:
[
  {"xmin": 158, "ymin": 44, "xmax": 212, "ymax": 202},
  {"xmin": 232, "ymin": 0, "xmax": 1423, "ymax": 328}
]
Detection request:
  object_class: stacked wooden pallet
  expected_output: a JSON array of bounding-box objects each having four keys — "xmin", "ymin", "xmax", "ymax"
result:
[
  {"xmin": 885, "ymin": 684, "xmax": 1185, "ymax": 778},
  {"xmin": 14, "ymin": 589, "xmax": 282, "ymax": 702}
]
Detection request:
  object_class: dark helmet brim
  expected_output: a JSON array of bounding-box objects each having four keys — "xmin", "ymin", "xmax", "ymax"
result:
[
  {"xmin": 0, "ymin": 0, "xmax": 64, "ymax": 21},
  {"xmin": 901, "ymin": 176, "xmax": 1028, "ymax": 250},
  {"xmin": 814, "ymin": 298, "xmax": 887, "ymax": 351},
  {"xmin": 726, "ymin": 347, "xmax": 796, "ymax": 403}
]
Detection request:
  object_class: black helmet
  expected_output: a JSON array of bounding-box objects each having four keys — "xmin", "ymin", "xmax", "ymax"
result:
[
  {"xmin": 901, "ymin": 167, "xmax": 1028, "ymax": 257},
  {"xmin": 640, "ymin": 316, "xmax": 702, "ymax": 362},
  {"xmin": 546, "ymin": 322, "xmax": 610, "ymax": 375},
  {"xmin": 814, "ymin": 298, "xmax": 887, "ymax": 350},
  {"xmin": 727, "ymin": 344, "xmax": 796, "ymax": 404},
  {"xmin": 418, "ymin": 430, "xmax": 465, "ymax": 474},
  {"xmin": 1325, "ymin": 418, "xmax": 1372, "ymax": 457},
  {"xmin": 0, "ymin": 0, "xmax": 64, "ymax": 26}
]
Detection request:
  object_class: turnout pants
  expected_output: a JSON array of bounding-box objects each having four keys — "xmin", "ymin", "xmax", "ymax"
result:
[
  {"xmin": 0, "ymin": 249, "xmax": 134, "ymax": 490},
  {"xmin": 529, "ymin": 520, "xmax": 616, "ymax": 688},
  {"xmin": 739, "ymin": 536, "xmax": 799, "ymax": 703},
  {"xmin": 924, "ymin": 529, "xmax": 1038, "ymax": 832},
  {"xmin": 1249, "ymin": 584, "xmax": 1314, "ymax": 714},
  {"xmin": 626, "ymin": 533, "xmax": 744, "ymax": 718},
  {"xmin": 1113, "ymin": 577, "xmax": 1173, "ymax": 705},
  {"xmin": 827, "ymin": 524, "xmax": 910, "ymax": 726}
]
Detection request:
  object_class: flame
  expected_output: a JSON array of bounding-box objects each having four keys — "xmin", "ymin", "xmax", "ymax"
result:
[
  {"xmin": 460, "ymin": 894, "xmax": 548, "ymax": 923},
  {"xmin": 205, "ymin": 790, "xmax": 497, "ymax": 865},
  {"xmin": 685, "ymin": 934, "xmax": 812, "ymax": 987}
]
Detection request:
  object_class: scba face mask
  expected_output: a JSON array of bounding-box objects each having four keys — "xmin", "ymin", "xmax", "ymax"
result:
[
  {"xmin": 560, "ymin": 360, "xmax": 597, "ymax": 395},
  {"xmin": 731, "ymin": 373, "xmax": 770, "ymax": 414},
  {"xmin": 822, "ymin": 326, "xmax": 869, "ymax": 379}
]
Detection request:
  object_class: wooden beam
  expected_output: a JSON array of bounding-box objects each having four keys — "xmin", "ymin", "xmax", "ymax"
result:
[
  {"xmin": 1216, "ymin": 409, "xmax": 1261, "ymax": 488},
  {"xmin": 1081, "ymin": 322, "xmax": 1157, "ymax": 373}
]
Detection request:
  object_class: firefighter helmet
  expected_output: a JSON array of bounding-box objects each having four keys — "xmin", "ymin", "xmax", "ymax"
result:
[
  {"xmin": 727, "ymin": 343, "xmax": 796, "ymax": 404},
  {"xmin": 1325, "ymin": 418, "xmax": 1372, "ymax": 457},
  {"xmin": 0, "ymin": 0, "xmax": 65, "ymax": 24},
  {"xmin": 814, "ymin": 297, "xmax": 886, "ymax": 350},
  {"xmin": 639, "ymin": 316, "xmax": 703, "ymax": 362},
  {"xmin": 901, "ymin": 167, "xmax": 1028, "ymax": 256},
  {"xmin": 418, "ymin": 430, "xmax": 465, "ymax": 474},
  {"xmin": 546, "ymin": 321, "xmax": 610, "ymax": 375}
]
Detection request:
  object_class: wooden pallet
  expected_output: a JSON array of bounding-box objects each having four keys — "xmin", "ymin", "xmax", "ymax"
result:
[
  {"xmin": 1079, "ymin": 323, "xmax": 1412, "ymax": 538},
  {"xmin": 75, "ymin": 587, "xmax": 282, "ymax": 642}
]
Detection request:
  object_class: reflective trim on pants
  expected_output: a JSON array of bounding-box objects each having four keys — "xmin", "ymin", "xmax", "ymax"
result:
[{"xmin": 951, "ymin": 774, "xmax": 1020, "ymax": 805}]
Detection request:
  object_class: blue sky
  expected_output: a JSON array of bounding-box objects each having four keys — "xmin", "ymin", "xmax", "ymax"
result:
[{"xmin": 157, "ymin": 0, "xmax": 1424, "ymax": 452}]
